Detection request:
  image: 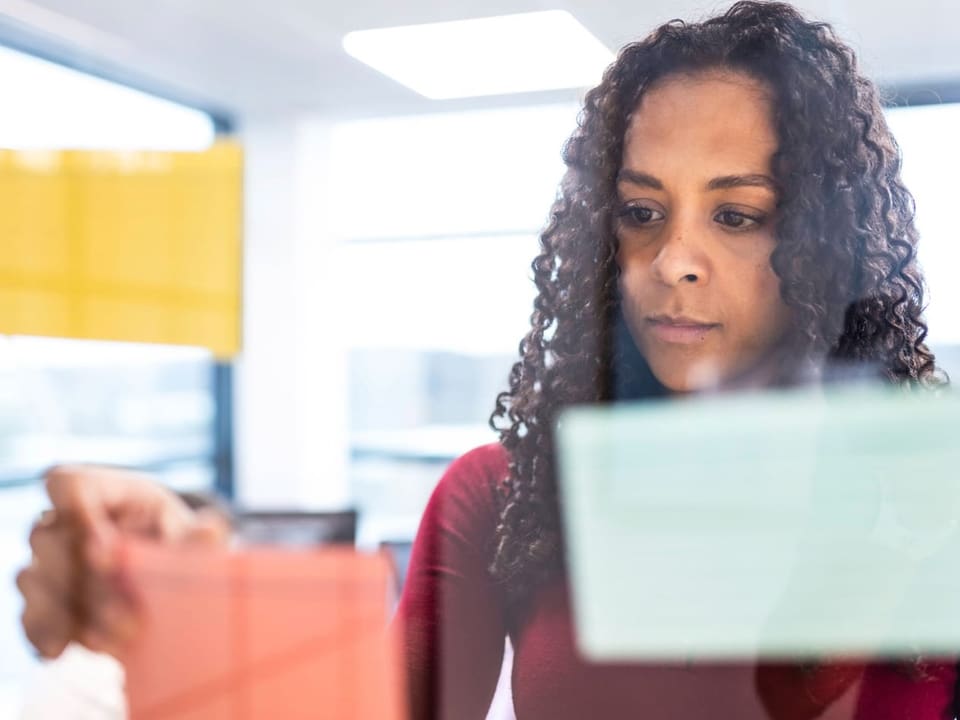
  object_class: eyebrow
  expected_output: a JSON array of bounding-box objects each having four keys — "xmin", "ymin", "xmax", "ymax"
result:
[
  {"xmin": 617, "ymin": 168, "xmax": 778, "ymax": 194},
  {"xmin": 616, "ymin": 168, "xmax": 663, "ymax": 190},
  {"xmin": 706, "ymin": 174, "xmax": 778, "ymax": 193}
]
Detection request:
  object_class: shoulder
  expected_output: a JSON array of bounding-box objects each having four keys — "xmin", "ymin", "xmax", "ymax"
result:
[
  {"xmin": 427, "ymin": 443, "xmax": 509, "ymax": 522},
  {"xmin": 440, "ymin": 443, "xmax": 509, "ymax": 495},
  {"xmin": 415, "ymin": 443, "xmax": 509, "ymax": 554}
]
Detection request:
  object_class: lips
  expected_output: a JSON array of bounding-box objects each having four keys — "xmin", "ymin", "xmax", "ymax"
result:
[{"xmin": 645, "ymin": 314, "xmax": 720, "ymax": 344}]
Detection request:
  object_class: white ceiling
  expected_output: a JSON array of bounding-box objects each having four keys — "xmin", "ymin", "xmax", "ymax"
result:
[{"xmin": 1, "ymin": 0, "xmax": 958, "ymax": 121}]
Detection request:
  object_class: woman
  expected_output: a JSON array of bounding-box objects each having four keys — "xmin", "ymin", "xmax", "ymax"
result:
[
  {"xmin": 18, "ymin": 1, "xmax": 952, "ymax": 718},
  {"xmin": 397, "ymin": 2, "xmax": 950, "ymax": 718}
]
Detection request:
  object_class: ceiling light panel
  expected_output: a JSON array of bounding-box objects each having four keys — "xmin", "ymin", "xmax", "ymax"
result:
[{"xmin": 343, "ymin": 10, "xmax": 614, "ymax": 100}]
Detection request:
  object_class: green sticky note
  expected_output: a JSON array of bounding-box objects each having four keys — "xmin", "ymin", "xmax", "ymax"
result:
[{"xmin": 555, "ymin": 386, "xmax": 960, "ymax": 660}]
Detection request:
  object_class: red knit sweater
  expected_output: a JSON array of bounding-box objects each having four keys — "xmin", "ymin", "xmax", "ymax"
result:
[{"xmin": 397, "ymin": 443, "xmax": 957, "ymax": 719}]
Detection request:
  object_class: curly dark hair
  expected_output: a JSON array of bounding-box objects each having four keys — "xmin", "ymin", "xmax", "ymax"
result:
[{"xmin": 488, "ymin": 0, "xmax": 945, "ymax": 612}]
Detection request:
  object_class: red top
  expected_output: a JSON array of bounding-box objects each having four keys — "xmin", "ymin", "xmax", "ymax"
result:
[{"xmin": 396, "ymin": 443, "xmax": 957, "ymax": 719}]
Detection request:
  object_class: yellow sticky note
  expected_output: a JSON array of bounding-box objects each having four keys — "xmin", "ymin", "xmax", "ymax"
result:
[{"xmin": 0, "ymin": 144, "xmax": 242, "ymax": 357}]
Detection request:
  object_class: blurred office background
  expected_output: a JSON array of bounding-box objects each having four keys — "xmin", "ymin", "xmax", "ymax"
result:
[{"xmin": 1, "ymin": 0, "xmax": 959, "ymax": 714}]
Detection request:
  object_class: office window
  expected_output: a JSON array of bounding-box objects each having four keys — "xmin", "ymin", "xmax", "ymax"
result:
[
  {"xmin": 886, "ymin": 101, "xmax": 960, "ymax": 376},
  {"xmin": 0, "ymin": 44, "xmax": 220, "ymax": 490},
  {"xmin": 326, "ymin": 104, "xmax": 576, "ymax": 543},
  {"xmin": 341, "ymin": 233, "xmax": 540, "ymax": 542},
  {"xmin": 0, "ymin": 337, "xmax": 217, "ymax": 489}
]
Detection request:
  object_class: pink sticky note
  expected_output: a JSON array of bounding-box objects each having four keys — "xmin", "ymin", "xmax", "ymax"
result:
[{"xmin": 117, "ymin": 540, "xmax": 407, "ymax": 720}]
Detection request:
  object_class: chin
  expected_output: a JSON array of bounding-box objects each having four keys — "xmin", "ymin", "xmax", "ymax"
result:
[{"xmin": 648, "ymin": 357, "xmax": 729, "ymax": 393}]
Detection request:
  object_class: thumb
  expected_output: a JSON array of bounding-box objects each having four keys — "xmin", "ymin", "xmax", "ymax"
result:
[{"xmin": 180, "ymin": 508, "xmax": 232, "ymax": 547}]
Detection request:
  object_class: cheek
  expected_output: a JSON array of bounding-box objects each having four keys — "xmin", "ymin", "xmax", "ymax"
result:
[
  {"xmin": 615, "ymin": 249, "xmax": 651, "ymax": 308},
  {"xmin": 738, "ymin": 261, "xmax": 790, "ymax": 341},
  {"xmin": 617, "ymin": 268, "xmax": 638, "ymax": 305}
]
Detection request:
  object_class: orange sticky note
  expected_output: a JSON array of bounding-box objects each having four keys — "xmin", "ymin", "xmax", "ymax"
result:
[{"xmin": 117, "ymin": 541, "xmax": 407, "ymax": 720}]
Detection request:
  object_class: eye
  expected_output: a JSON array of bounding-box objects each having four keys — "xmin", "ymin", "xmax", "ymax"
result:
[
  {"xmin": 714, "ymin": 209, "xmax": 764, "ymax": 230},
  {"xmin": 618, "ymin": 204, "xmax": 665, "ymax": 227}
]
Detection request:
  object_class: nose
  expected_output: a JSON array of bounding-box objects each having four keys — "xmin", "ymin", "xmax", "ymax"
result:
[{"xmin": 649, "ymin": 219, "xmax": 711, "ymax": 287}]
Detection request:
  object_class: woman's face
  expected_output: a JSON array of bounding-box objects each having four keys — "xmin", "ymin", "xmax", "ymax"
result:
[{"xmin": 616, "ymin": 69, "xmax": 792, "ymax": 392}]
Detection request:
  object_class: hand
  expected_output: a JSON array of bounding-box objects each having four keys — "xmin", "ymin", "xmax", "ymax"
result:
[{"xmin": 16, "ymin": 465, "xmax": 230, "ymax": 659}]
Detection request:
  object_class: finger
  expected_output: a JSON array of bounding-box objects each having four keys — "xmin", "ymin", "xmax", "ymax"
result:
[
  {"xmin": 46, "ymin": 464, "xmax": 178, "ymax": 535},
  {"xmin": 45, "ymin": 465, "xmax": 197, "ymax": 564},
  {"xmin": 79, "ymin": 566, "xmax": 143, "ymax": 659},
  {"xmin": 181, "ymin": 508, "xmax": 232, "ymax": 547},
  {"xmin": 17, "ymin": 569, "xmax": 75, "ymax": 659},
  {"xmin": 121, "ymin": 499, "xmax": 197, "ymax": 543},
  {"xmin": 79, "ymin": 595, "xmax": 142, "ymax": 658},
  {"xmin": 36, "ymin": 509, "xmax": 58, "ymax": 528},
  {"xmin": 44, "ymin": 465, "xmax": 112, "ymax": 536},
  {"xmin": 28, "ymin": 521, "xmax": 80, "ymax": 597}
]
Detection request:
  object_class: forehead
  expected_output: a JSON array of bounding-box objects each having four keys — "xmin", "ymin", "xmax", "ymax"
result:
[{"xmin": 623, "ymin": 70, "xmax": 778, "ymax": 172}]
